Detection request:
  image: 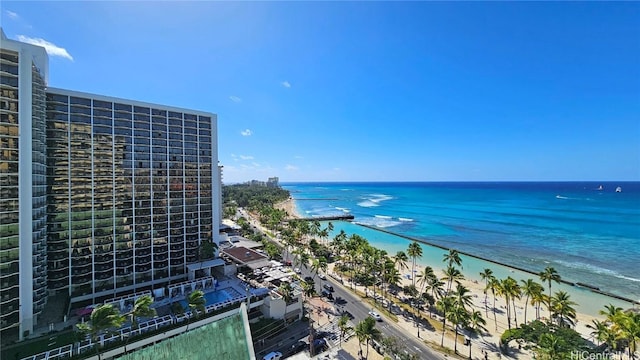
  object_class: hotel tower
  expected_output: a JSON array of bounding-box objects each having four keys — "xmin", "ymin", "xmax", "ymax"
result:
[{"xmin": 0, "ymin": 29, "xmax": 221, "ymax": 340}]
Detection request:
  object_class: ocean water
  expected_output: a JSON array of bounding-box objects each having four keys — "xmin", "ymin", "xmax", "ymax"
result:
[{"xmin": 282, "ymin": 182, "xmax": 640, "ymax": 315}]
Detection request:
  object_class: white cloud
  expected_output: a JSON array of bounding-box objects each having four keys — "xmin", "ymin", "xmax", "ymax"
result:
[
  {"xmin": 294, "ymin": 155, "xmax": 304, "ymax": 159},
  {"xmin": 5, "ymin": 10, "xmax": 19, "ymax": 19},
  {"xmin": 285, "ymin": 164, "xmax": 299, "ymax": 171},
  {"xmin": 240, "ymin": 129, "xmax": 252, "ymax": 136},
  {"xmin": 281, "ymin": 81, "xmax": 291, "ymax": 88},
  {"xmin": 16, "ymin": 35, "xmax": 73, "ymax": 61},
  {"xmin": 229, "ymin": 96, "xmax": 241, "ymax": 103},
  {"xmin": 239, "ymin": 155, "xmax": 254, "ymax": 160}
]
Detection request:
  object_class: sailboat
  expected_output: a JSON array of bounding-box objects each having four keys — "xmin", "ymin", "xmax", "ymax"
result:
[{"xmin": 616, "ymin": 186, "xmax": 622, "ymax": 193}]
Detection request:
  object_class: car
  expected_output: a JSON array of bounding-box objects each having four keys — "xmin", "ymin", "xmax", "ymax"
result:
[
  {"xmin": 322, "ymin": 283, "xmax": 334, "ymax": 292},
  {"xmin": 262, "ymin": 351, "xmax": 282, "ymax": 360},
  {"xmin": 304, "ymin": 276, "xmax": 314, "ymax": 283},
  {"xmin": 318, "ymin": 273, "xmax": 326, "ymax": 280},
  {"xmin": 288, "ymin": 341, "xmax": 307, "ymax": 356},
  {"xmin": 294, "ymin": 267, "xmax": 301, "ymax": 274},
  {"xmin": 321, "ymin": 289, "xmax": 333, "ymax": 300},
  {"xmin": 312, "ymin": 338, "xmax": 327, "ymax": 354},
  {"xmin": 368, "ymin": 310, "xmax": 382, "ymax": 321}
]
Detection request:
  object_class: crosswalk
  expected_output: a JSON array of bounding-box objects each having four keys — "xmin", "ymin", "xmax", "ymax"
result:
[{"xmin": 315, "ymin": 319, "xmax": 355, "ymax": 348}]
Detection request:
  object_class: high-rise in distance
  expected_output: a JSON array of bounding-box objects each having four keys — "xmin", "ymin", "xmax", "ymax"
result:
[{"xmin": 0, "ymin": 29, "xmax": 221, "ymax": 340}]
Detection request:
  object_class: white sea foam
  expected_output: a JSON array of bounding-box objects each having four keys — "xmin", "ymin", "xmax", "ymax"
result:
[
  {"xmin": 357, "ymin": 200, "xmax": 380, "ymax": 208},
  {"xmin": 375, "ymin": 215, "xmax": 392, "ymax": 219},
  {"xmin": 398, "ymin": 217, "xmax": 414, "ymax": 222},
  {"xmin": 358, "ymin": 193, "xmax": 393, "ymax": 208},
  {"xmin": 356, "ymin": 216, "xmax": 402, "ymax": 228},
  {"xmin": 555, "ymin": 260, "xmax": 640, "ymax": 282}
]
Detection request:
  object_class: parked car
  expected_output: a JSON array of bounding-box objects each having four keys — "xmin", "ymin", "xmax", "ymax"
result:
[
  {"xmin": 304, "ymin": 276, "xmax": 314, "ymax": 283},
  {"xmin": 262, "ymin": 351, "xmax": 282, "ymax": 360},
  {"xmin": 318, "ymin": 273, "xmax": 326, "ymax": 280},
  {"xmin": 323, "ymin": 283, "xmax": 334, "ymax": 292},
  {"xmin": 312, "ymin": 338, "xmax": 327, "ymax": 354},
  {"xmin": 294, "ymin": 267, "xmax": 301, "ymax": 274},
  {"xmin": 288, "ymin": 341, "xmax": 307, "ymax": 356}
]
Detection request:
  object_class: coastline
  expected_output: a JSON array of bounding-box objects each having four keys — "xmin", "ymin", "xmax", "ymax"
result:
[
  {"xmin": 275, "ymin": 198, "xmax": 636, "ymax": 316},
  {"xmin": 273, "ymin": 197, "xmax": 608, "ymax": 358}
]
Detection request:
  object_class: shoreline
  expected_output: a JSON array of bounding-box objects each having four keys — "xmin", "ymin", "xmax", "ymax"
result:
[
  {"xmin": 357, "ymin": 223, "xmax": 640, "ymax": 307},
  {"xmin": 272, "ymin": 197, "xmax": 610, "ymax": 358},
  {"xmin": 276, "ymin": 197, "xmax": 637, "ymax": 313}
]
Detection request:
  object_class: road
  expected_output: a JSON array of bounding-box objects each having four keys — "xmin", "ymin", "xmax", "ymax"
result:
[
  {"xmin": 301, "ymin": 267, "xmax": 447, "ymax": 360},
  {"xmin": 239, "ymin": 209, "xmax": 447, "ymax": 359}
]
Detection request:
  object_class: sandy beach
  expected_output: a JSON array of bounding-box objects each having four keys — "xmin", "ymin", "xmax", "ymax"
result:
[{"xmin": 272, "ymin": 197, "xmax": 611, "ymax": 359}]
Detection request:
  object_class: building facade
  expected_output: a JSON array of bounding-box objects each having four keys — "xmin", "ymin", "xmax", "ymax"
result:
[
  {"xmin": 1, "ymin": 28, "xmax": 50, "ymax": 340},
  {"xmin": 0, "ymin": 30, "xmax": 220, "ymax": 340}
]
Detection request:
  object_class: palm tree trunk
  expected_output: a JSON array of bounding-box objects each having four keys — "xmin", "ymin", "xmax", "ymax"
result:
[
  {"xmin": 512, "ymin": 298, "xmax": 518, "ymax": 326},
  {"xmin": 524, "ymin": 295, "xmax": 529, "ymax": 324},
  {"xmin": 365, "ymin": 340, "xmax": 370, "ymax": 360},
  {"xmin": 454, "ymin": 327, "xmax": 459, "ymax": 354},
  {"xmin": 441, "ymin": 316, "xmax": 447, "ymax": 347},
  {"xmin": 493, "ymin": 295, "xmax": 498, "ymax": 331}
]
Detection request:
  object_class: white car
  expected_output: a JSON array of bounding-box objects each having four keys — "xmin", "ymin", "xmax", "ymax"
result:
[
  {"xmin": 368, "ymin": 310, "xmax": 382, "ymax": 321},
  {"xmin": 294, "ymin": 267, "xmax": 302, "ymax": 274},
  {"xmin": 318, "ymin": 273, "xmax": 326, "ymax": 280},
  {"xmin": 262, "ymin": 351, "xmax": 282, "ymax": 360}
]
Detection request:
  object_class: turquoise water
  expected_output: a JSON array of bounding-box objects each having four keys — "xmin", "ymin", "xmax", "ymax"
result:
[{"xmin": 283, "ymin": 182, "xmax": 640, "ymax": 315}]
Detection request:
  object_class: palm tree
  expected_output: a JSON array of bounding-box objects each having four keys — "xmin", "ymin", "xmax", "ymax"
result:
[
  {"xmin": 499, "ymin": 277, "xmax": 520, "ymax": 329},
  {"xmin": 424, "ymin": 275, "xmax": 445, "ymax": 318},
  {"xmin": 130, "ymin": 295, "xmax": 156, "ymax": 329},
  {"xmin": 443, "ymin": 249, "xmax": 463, "ymax": 269},
  {"xmin": 337, "ymin": 314, "xmax": 353, "ymax": 348},
  {"xmin": 518, "ymin": 279, "xmax": 540, "ymax": 325},
  {"xmin": 279, "ymin": 283, "xmax": 294, "ymax": 304},
  {"xmin": 467, "ymin": 311, "xmax": 487, "ymax": 359},
  {"xmin": 448, "ymin": 304, "xmax": 470, "ymax": 354},
  {"xmin": 479, "ymin": 268, "xmax": 493, "ymax": 317},
  {"xmin": 600, "ymin": 303, "xmax": 624, "ymax": 324},
  {"xmin": 355, "ymin": 316, "xmax": 382, "ymax": 360},
  {"xmin": 416, "ymin": 266, "xmax": 436, "ymax": 293},
  {"xmin": 539, "ymin": 266, "xmax": 561, "ymax": 321},
  {"xmin": 442, "ymin": 265, "xmax": 464, "ymax": 293},
  {"xmin": 406, "ymin": 242, "xmax": 423, "ymax": 286},
  {"xmin": 587, "ymin": 319, "xmax": 610, "ymax": 346},
  {"xmin": 451, "ymin": 284, "xmax": 472, "ymax": 309},
  {"xmin": 76, "ymin": 304, "xmax": 125, "ymax": 360},
  {"xmin": 612, "ymin": 310, "xmax": 640, "ymax": 359},
  {"xmin": 186, "ymin": 289, "xmax": 206, "ymax": 332},
  {"xmin": 486, "ymin": 276, "xmax": 500, "ymax": 330},
  {"xmin": 436, "ymin": 295, "xmax": 456, "ymax": 347},
  {"xmin": 393, "ymin": 251, "xmax": 409, "ymax": 273},
  {"xmin": 551, "ymin": 291, "xmax": 577, "ymax": 328}
]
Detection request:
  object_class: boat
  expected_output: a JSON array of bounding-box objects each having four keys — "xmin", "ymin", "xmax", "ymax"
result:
[
  {"xmin": 597, "ymin": 185, "xmax": 603, "ymax": 191},
  {"xmin": 616, "ymin": 186, "xmax": 622, "ymax": 193}
]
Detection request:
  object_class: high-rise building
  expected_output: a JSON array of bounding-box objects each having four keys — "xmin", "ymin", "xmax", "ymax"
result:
[
  {"xmin": 1, "ymin": 28, "xmax": 50, "ymax": 341},
  {"xmin": 0, "ymin": 30, "xmax": 220, "ymax": 340}
]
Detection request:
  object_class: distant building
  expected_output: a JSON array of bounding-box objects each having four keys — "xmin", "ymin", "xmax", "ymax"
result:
[
  {"xmin": 0, "ymin": 29, "xmax": 221, "ymax": 340},
  {"xmin": 266, "ymin": 177, "xmax": 279, "ymax": 188}
]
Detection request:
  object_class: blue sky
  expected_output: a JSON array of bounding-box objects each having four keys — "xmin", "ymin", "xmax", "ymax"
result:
[{"xmin": 2, "ymin": 2, "xmax": 639, "ymax": 183}]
